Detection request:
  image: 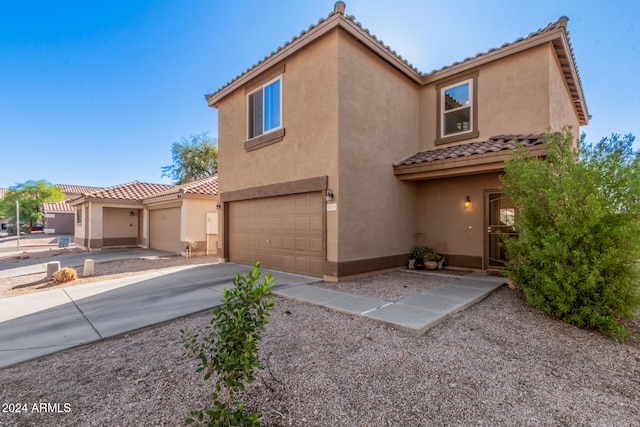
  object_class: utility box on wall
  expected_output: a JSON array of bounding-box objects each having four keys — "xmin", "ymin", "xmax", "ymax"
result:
[{"xmin": 205, "ymin": 212, "xmax": 218, "ymax": 234}]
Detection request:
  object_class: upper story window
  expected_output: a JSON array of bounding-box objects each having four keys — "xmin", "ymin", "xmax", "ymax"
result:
[
  {"xmin": 436, "ymin": 71, "xmax": 479, "ymax": 145},
  {"xmin": 443, "ymin": 80, "xmax": 472, "ymax": 136},
  {"xmin": 248, "ymin": 77, "xmax": 281, "ymax": 139}
]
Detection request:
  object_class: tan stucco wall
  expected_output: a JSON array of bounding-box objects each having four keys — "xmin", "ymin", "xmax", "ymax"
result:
[
  {"xmin": 548, "ymin": 48, "xmax": 580, "ymax": 134},
  {"xmin": 103, "ymin": 207, "xmax": 139, "ymax": 239},
  {"xmin": 183, "ymin": 196, "xmax": 218, "ymax": 247},
  {"xmin": 217, "ymin": 30, "xmax": 340, "ymax": 261},
  {"xmin": 415, "ymin": 173, "xmax": 502, "ymax": 263},
  {"xmin": 419, "ymin": 43, "xmax": 579, "ymax": 151},
  {"xmin": 336, "ymin": 31, "xmax": 419, "ymax": 261}
]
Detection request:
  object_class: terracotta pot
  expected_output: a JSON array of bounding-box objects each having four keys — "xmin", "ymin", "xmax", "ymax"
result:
[{"xmin": 425, "ymin": 261, "xmax": 438, "ymax": 270}]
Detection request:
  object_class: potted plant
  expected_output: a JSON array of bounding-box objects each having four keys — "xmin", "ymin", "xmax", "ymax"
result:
[
  {"xmin": 411, "ymin": 246, "xmax": 433, "ymax": 270},
  {"xmin": 423, "ymin": 252, "xmax": 442, "ymax": 270}
]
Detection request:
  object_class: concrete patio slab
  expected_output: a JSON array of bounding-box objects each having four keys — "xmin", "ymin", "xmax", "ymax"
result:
[
  {"xmin": 427, "ymin": 283, "xmax": 495, "ymax": 301},
  {"xmin": 274, "ymin": 284, "xmax": 348, "ymax": 305},
  {"xmin": 397, "ymin": 292, "xmax": 467, "ymax": 313},
  {"xmin": 321, "ymin": 294, "xmax": 390, "ymax": 316},
  {"xmin": 364, "ymin": 303, "xmax": 447, "ymax": 335}
]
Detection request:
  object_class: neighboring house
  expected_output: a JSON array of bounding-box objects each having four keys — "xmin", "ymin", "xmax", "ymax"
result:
[
  {"xmin": 42, "ymin": 184, "xmax": 103, "ymax": 235},
  {"xmin": 69, "ymin": 177, "xmax": 219, "ymax": 254},
  {"xmin": 206, "ymin": 2, "xmax": 588, "ymax": 280},
  {"xmin": 143, "ymin": 175, "xmax": 220, "ymax": 254},
  {"xmin": 42, "ymin": 201, "xmax": 75, "ymax": 234}
]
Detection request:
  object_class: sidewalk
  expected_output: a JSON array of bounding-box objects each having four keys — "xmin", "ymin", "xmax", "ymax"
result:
[{"xmin": 0, "ymin": 248, "xmax": 181, "ymax": 279}]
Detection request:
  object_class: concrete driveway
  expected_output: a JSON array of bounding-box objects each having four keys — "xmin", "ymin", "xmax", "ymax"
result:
[{"xmin": 0, "ymin": 262, "xmax": 319, "ymax": 369}]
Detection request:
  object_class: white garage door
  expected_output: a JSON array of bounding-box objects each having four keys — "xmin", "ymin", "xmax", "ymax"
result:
[
  {"xmin": 229, "ymin": 192, "xmax": 324, "ymax": 277},
  {"xmin": 149, "ymin": 208, "xmax": 182, "ymax": 253}
]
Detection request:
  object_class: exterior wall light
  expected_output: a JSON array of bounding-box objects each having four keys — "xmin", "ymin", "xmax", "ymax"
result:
[
  {"xmin": 325, "ymin": 190, "xmax": 334, "ymax": 202},
  {"xmin": 464, "ymin": 196, "xmax": 472, "ymax": 208},
  {"xmin": 129, "ymin": 210, "xmax": 135, "ymax": 216},
  {"xmin": 216, "ymin": 202, "xmax": 221, "ymax": 210}
]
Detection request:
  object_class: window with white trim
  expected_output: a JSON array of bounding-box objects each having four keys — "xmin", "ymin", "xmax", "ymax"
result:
[
  {"xmin": 441, "ymin": 78, "xmax": 473, "ymax": 137},
  {"xmin": 248, "ymin": 77, "xmax": 281, "ymax": 139}
]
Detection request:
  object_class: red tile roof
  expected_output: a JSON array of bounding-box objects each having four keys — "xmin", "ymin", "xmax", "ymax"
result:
[
  {"xmin": 147, "ymin": 175, "xmax": 219, "ymax": 198},
  {"xmin": 56, "ymin": 184, "xmax": 103, "ymax": 194},
  {"xmin": 43, "ymin": 200, "xmax": 74, "ymax": 213},
  {"xmin": 79, "ymin": 181, "xmax": 175, "ymax": 201},
  {"xmin": 394, "ymin": 134, "xmax": 548, "ymax": 167}
]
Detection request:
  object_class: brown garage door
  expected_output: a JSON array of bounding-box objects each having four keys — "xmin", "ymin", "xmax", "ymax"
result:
[
  {"xmin": 229, "ymin": 192, "xmax": 324, "ymax": 277},
  {"xmin": 149, "ymin": 208, "xmax": 182, "ymax": 253}
]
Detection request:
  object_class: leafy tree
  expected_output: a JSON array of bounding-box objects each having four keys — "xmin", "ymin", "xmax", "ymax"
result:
[
  {"xmin": 161, "ymin": 132, "xmax": 218, "ymax": 184},
  {"xmin": 0, "ymin": 180, "xmax": 65, "ymax": 233},
  {"xmin": 181, "ymin": 262, "xmax": 274, "ymax": 426},
  {"xmin": 501, "ymin": 127, "xmax": 640, "ymax": 339}
]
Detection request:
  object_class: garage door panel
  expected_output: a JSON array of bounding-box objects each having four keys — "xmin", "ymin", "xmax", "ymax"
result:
[
  {"xmin": 294, "ymin": 217, "xmax": 309, "ymax": 232},
  {"xmin": 294, "ymin": 237, "xmax": 308, "ymax": 251},
  {"xmin": 229, "ymin": 192, "xmax": 324, "ymax": 277},
  {"xmin": 269, "ymin": 217, "xmax": 281, "ymax": 232},
  {"xmin": 269, "ymin": 235, "xmax": 282, "ymax": 249},
  {"xmin": 281, "ymin": 236, "xmax": 294, "ymax": 250},
  {"xmin": 282, "ymin": 217, "xmax": 293, "ymax": 232},
  {"xmin": 310, "ymin": 237, "xmax": 323, "ymax": 253},
  {"xmin": 310, "ymin": 216, "xmax": 322, "ymax": 232}
]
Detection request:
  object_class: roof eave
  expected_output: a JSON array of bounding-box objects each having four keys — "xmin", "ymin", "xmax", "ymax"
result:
[{"xmin": 205, "ymin": 14, "xmax": 423, "ymax": 107}]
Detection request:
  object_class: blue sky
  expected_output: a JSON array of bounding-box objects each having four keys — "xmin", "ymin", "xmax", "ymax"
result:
[{"xmin": 1, "ymin": 0, "xmax": 638, "ymax": 189}]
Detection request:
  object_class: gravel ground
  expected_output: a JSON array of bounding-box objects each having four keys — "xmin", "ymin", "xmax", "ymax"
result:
[
  {"xmin": 1, "ymin": 263, "xmax": 639, "ymax": 426},
  {"xmin": 316, "ymin": 270, "xmax": 457, "ymax": 302}
]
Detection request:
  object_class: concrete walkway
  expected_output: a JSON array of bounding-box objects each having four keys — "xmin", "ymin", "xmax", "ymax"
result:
[{"xmin": 275, "ymin": 271, "xmax": 507, "ymax": 336}]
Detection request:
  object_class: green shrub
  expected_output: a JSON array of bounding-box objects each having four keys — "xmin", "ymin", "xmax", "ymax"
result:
[
  {"xmin": 412, "ymin": 246, "xmax": 434, "ymax": 263},
  {"xmin": 181, "ymin": 262, "xmax": 274, "ymax": 426},
  {"xmin": 501, "ymin": 128, "xmax": 640, "ymax": 339}
]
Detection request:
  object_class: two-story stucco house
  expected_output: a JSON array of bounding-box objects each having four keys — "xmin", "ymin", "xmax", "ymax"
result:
[{"xmin": 206, "ymin": 2, "xmax": 588, "ymax": 281}]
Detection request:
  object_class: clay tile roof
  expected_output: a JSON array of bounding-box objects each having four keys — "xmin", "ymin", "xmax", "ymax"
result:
[
  {"xmin": 42, "ymin": 200, "xmax": 73, "ymax": 213},
  {"xmin": 56, "ymin": 184, "xmax": 103, "ymax": 194},
  {"xmin": 81, "ymin": 181, "xmax": 175, "ymax": 201},
  {"xmin": 394, "ymin": 134, "xmax": 548, "ymax": 167},
  {"xmin": 148, "ymin": 175, "xmax": 219, "ymax": 198},
  {"xmin": 424, "ymin": 17, "xmax": 569, "ymax": 76}
]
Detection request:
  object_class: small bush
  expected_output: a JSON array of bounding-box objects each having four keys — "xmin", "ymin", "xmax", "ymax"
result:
[
  {"xmin": 501, "ymin": 128, "xmax": 640, "ymax": 339},
  {"xmin": 181, "ymin": 262, "xmax": 274, "ymax": 426},
  {"xmin": 53, "ymin": 267, "xmax": 78, "ymax": 283}
]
